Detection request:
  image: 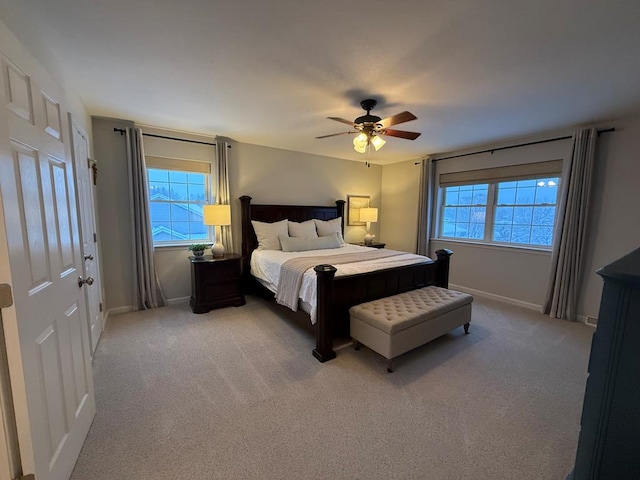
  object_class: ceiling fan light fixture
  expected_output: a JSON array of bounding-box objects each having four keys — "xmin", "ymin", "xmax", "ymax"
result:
[
  {"xmin": 353, "ymin": 132, "xmax": 368, "ymax": 153},
  {"xmin": 370, "ymin": 135, "xmax": 386, "ymax": 151}
]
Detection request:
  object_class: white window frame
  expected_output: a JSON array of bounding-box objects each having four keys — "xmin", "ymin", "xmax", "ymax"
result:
[
  {"xmin": 145, "ymin": 156, "xmax": 214, "ymax": 247},
  {"xmin": 435, "ymin": 160, "xmax": 562, "ymax": 250}
]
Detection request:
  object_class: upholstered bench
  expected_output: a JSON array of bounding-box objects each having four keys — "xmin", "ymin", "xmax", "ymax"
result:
[{"xmin": 349, "ymin": 286, "xmax": 473, "ymax": 372}]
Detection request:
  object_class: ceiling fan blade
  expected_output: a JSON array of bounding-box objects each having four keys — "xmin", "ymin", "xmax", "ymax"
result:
[
  {"xmin": 327, "ymin": 117, "xmax": 356, "ymax": 127},
  {"xmin": 378, "ymin": 111, "xmax": 417, "ymax": 129},
  {"xmin": 381, "ymin": 129, "xmax": 421, "ymax": 140},
  {"xmin": 315, "ymin": 131, "xmax": 352, "ymax": 139}
]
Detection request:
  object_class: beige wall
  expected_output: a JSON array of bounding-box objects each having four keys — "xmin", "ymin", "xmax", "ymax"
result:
[
  {"xmin": 92, "ymin": 123, "xmax": 383, "ymax": 309},
  {"xmin": 380, "ymin": 158, "xmax": 422, "ymax": 252},
  {"xmin": 229, "ymin": 142, "xmax": 383, "ymax": 251},
  {"xmin": 92, "ymin": 118, "xmax": 135, "ymax": 310}
]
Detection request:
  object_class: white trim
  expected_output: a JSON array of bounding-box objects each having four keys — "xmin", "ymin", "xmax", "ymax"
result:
[
  {"xmin": 450, "ymin": 283, "xmax": 599, "ymax": 327},
  {"xmin": 106, "ymin": 305, "xmax": 134, "ymax": 317},
  {"xmin": 448, "ymin": 283, "xmax": 541, "ymax": 311},
  {"xmin": 431, "ymin": 238, "xmax": 552, "ymax": 256},
  {"xmin": 165, "ymin": 296, "xmax": 189, "ymax": 306}
]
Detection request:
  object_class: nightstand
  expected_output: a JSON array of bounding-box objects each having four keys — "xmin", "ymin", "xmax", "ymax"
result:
[
  {"xmin": 189, "ymin": 253, "xmax": 245, "ymax": 313},
  {"xmin": 353, "ymin": 242, "xmax": 386, "ymax": 249}
]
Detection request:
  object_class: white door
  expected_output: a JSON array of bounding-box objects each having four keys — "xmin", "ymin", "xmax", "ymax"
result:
[
  {"xmin": 70, "ymin": 119, "xmax": 103, "ymax": 354},
  {"xmin": 0, "ymin": 45, "xmax": 95, "ymax": 480}
]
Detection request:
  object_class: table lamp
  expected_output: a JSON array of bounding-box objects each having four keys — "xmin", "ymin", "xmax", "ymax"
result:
[
  {"xmin": 359, "ymin": 207, "xmax": 378, "ymax": 245},
  {"xmin": 203, "ymin": 204, "xmax": 231, "ymax": 257}
]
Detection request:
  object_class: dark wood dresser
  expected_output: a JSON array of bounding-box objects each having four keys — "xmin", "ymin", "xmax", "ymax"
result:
[
  {"xmin": 569, "ymin": 247, "xmax": 640, "ymax": 479},
  {"xmin": 189, "ymin": 253, "xmax": 245, "ymax": 313}
]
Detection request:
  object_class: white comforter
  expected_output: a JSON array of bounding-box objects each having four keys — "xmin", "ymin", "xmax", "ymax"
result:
[{"xmin": 250, "ymin": 244, "xmax": 432, "ymax": 323}]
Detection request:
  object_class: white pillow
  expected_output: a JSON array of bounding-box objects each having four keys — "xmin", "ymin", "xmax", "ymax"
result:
[
  {"xmin": 251, "ymin": 219, "xmax": 289, "ymax": 250},
  {"xmin": 288, "ymin": 220, "xmax": 318, "ymax": 238},
  {"xmin": 279, "ymin": 233, "xmax": 341, "ymax": 252},
  {"xmin": 313, "ymin": 217, "xmax": 344, "ymax": 245}
]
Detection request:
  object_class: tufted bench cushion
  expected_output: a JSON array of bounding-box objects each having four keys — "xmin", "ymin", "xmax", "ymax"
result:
[
  {"xmin": 349, "ymin": 286, "xmax": 473, "ymax": 371},
  {"xmin": 349, "ymin": 287, "xmax": 473, "ymax": 335}
]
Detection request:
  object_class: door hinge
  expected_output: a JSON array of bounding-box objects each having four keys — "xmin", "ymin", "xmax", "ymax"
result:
[
  {"xmin": 93, "ymin": 233, "xmax": 97, "ymax": 242},
  {"xmin": 0, "ymin": 283, "xmax": 13, "ymax": 308},
  {"xmin": 99, "ymin": 302, "xmax": 103, "ymax": 312}
]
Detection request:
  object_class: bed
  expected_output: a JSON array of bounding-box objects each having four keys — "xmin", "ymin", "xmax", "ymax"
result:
[{"xmin": 239, "ymin": 195, "xmax": 453, "ymax": 362}]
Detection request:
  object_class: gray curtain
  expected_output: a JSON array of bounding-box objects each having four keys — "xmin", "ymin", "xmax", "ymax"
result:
[
  {"xmin": 416, "ymin": 157, "xmax": 435, "ymax": 256},
  {"xmin": 543, "ymin": 128, "xmax": 597, "ymax": 320},
  {"xmin": 126, "ymin": 127, "xmax": 165, "ymax": 310},
  {"xmin": 215, "ymin": 140, "xmax": 233, "ymax": 251}
]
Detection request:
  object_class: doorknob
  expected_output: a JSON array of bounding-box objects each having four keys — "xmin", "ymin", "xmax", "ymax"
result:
[
  {"xmin": 78, "ymin": 276, "xmax": 95, "ymax": 288},
  {"xmin": 84, "ymin": 254, "xmax": 94, "ymax": 261}
]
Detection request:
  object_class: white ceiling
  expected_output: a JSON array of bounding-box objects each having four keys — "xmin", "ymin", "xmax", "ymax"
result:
[{"xmin": 2, "ymin": 0, "xmax": 640, "ymax": 164}]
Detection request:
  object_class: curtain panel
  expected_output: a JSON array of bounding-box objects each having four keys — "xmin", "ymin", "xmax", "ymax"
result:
[
  {"xmin": 215, "ymin": 140, "xmax": 233, "ymax": 251},
  {"xmin": 543, "ymin": 128, "xmax": 598, "ymax": 320},
  {"xmin": 126, "ymin": 127, "xmax": 165, "ymax": 310},
  {"xmin": 416, "ymin": 157, "xmax": 435, "ymax": 256}
]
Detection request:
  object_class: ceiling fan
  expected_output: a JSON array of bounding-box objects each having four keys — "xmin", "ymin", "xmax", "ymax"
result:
[{"xmin": 316, "ymin": 99, "xmax": 421, "ymax": 154}]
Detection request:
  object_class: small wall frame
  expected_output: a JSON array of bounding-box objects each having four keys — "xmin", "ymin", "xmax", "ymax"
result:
[{"xmin": 347, "ymin": 194, "xmax": 370, "ymax": 226}]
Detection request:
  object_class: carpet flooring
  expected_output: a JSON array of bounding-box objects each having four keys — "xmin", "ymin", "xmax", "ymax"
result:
[{"xmin": 70, "ymin": 295, "xmax": 593, "ymax": 480}]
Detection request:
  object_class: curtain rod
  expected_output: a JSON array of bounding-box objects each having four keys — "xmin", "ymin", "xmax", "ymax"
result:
[
  {"xmin": 112, "ymin": 128, "xmax": 223, "ymax": 147},
  {"xmin": 431, "ymin": 127, "xmax": 615, "ymax": 162}
]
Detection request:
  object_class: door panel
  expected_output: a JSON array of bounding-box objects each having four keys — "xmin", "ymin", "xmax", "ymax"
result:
[{"xmin": 0, "ymin": 39, "xmax": 95, "ymax": 480}]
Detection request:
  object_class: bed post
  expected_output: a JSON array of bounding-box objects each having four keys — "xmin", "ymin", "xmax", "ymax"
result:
[
  {"xmin": 435, "ymin": 249, "xmax": 453, "ymax": 288},
  {"xmin": 239, "ymin": 195, "xmax": 252, "ymax": 290},
  {"xmin": 313, "ymin": 264, "xmax": 337, "ymax": 362},
  {"xmin": 336, "ymin": 199, "xmax": 346, "ymax": 234}
]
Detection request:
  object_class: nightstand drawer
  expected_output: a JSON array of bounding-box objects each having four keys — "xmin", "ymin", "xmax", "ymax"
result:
[{"xmin": 201, "ymin": 262, "xmax": 240, "ymax": 282}]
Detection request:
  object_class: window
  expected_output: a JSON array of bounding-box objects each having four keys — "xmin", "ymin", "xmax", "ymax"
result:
[
  {"xmin": 492, "ymin": 178, "xmax": 558, "ymax": 246},
  {"xmin": 438, "ymin": 161, "xmax": 561, "ymax": 248},
  {"xmin": 146, "ymin": 156, "xmax": 212, "ymax": 245}
]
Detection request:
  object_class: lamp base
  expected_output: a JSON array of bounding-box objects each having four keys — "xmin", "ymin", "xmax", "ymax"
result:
[
  {"xmin": 211, "ymin": 242, "xmax": 225, "ymax": 258},
  {"xmin": 363, "ymin": 233, "xmax": 375, "ymax": 246}
]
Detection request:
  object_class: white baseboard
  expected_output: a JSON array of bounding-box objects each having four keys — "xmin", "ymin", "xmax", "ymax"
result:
[
  {"xmin": 106, "ymin": 305, "xmax": 133, "ymax": 318},
  {"xmin": 449, "ymin": 284, "xmax": 599, "ymax": 327},
  {"xmin": 166, "ymin": 296, "xmax": 189, "ymax": 306},
  {"xmin": 448, "ymin": 283, "xmax": 541, "ymax": 312}
]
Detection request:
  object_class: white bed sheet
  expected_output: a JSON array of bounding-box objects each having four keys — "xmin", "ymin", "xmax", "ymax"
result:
[{"xmin": 250, "ymin": 244, "xmax": 432, "ymax": 323}]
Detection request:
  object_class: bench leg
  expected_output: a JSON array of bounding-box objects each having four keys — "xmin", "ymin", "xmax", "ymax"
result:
[
  {"xmin": 464, "ymin": 322, "xmax": 470, "ymax": 334},
  {"xmin": 353, "ymin": 340, "xmax": 361, "ymax": 351},
  {"xmin": 387, "ymin": 359, "xmax": 394, "ymax": 373}
]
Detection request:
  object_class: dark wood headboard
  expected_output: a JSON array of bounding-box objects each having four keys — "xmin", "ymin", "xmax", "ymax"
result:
[{"xmin": 239, "ymin": 195, "xmax": 346, "ymax": 272}]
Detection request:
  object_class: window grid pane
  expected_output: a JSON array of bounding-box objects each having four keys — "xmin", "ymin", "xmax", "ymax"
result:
[
  {"xmin": 147, "ymin": 167, "xmax": 211, "ymax": 245},
  {"xmin": 441, "ymin": 184, "xmax": 489, "ymax": 241},
  {"xmin": 491, "ymin": 177, "xmax": 559, "ymax": 247}
]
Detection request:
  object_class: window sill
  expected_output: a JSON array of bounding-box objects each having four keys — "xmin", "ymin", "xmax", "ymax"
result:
[
  {"xmin": 153, "ymin": 244, "xmax": 207, "ymax": 252},
  {"xmin": 430, "ymin": 237, "xmax": 552, "ymax": 256}
]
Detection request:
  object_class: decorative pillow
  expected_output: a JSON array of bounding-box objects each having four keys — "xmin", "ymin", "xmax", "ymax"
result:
[
  {"xmin": 288, "ymin": 220, "xmax": 318, "ymax": 238},
  {"xmin": 313, "ymin": 217, "xmax": 344, "ymax": 245},
  {"xmin": 279, "ymin": 233, "xmax": 341, "ymax": 252},
  {"xmin": 251, "ymin": 219, "xmax": 289, "ymax": 250}
]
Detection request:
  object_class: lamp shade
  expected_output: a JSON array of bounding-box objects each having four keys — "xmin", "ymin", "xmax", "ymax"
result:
[
  {"xmin": 203, "ymin": 204, "xmax": 231, "ymax": 226},
  {"xmin": 359, "ymin": 207, "xmax": 378, "ymax": 223}
]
